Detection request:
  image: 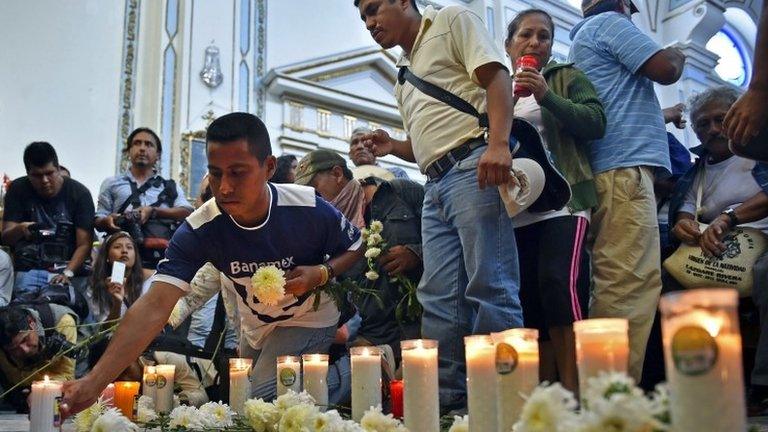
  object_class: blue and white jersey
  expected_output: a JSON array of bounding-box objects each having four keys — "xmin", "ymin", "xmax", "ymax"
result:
[{"xmin": 154, "ymin": 183, "xmax": 362, "ymax": 348}]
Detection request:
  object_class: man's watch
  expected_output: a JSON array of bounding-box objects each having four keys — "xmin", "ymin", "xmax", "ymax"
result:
[
  {"xmin": 63, "ymin": 269, "xmax": 75, "ymax": 279},
  {"xmin": 721, "ymin": 208, "xmax": 740, "ymax": 228}
]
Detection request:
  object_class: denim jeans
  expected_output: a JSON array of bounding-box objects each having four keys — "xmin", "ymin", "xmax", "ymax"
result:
[
  {"xmin": 242, "ymin": 325, "xmax": 351, "ymax": 406},
  {"xmin": 13, "ymin": 269, "xmax": 54, "ymax": 295},
  {"xmin": 419, "ymin": 146, "xmax": 523, "ymax": 406}
]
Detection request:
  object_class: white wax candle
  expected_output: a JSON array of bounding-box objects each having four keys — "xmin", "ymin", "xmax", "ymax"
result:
[
  {"xmin": 30, "ymin": 376, "xmax": 62, "ymax": 432},
  {"xmin": 465, "ymin": 335, "xmax": 499, "ymax": 432},
  {"xmin": 229, "ymin": 358, "xmax": 252, "ymax": 415},
  {"xmin": 351, "ymin": 346, "xmax": 382, "ymax": 422},
  {"xmin": 302, "ymin": 354, "xmax": 329, "ymax": 410},
  {"xmin": 401, "ymin": 339, "xmax": 439, "ymax": 432},
  {"xmin": 660, "ymin": 289, "xmax": 746, "ymax": 432},
  {"xmin": 491, "ymin": 328, "xmax": 539, "ymax": 432},
  {"xmin": 574, "ymin": 318, "xmax": 629, "ymax": 390},
  {"xmin": 142, "ymin": 365, "xmax": 157, "ymax": 404},
  {"xmin": 276, "ymin": 355, "xmax": 302, "ymax": 396},
  {"xmin": 154, "ymin": 364, "xmax": 176, "ymax": 413}
]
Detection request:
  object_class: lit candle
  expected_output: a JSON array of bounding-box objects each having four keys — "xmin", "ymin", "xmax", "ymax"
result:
[
  {"xmin": 154, "ymin": 364, "xmax": 176, "ymax": 413},
  {"xmin": 229, "ymin": 358, "xmax": 253, "ymax": 415},
  {"xmin": 351, "ymin": 346, "xmax": 382, "ymax": 422},
  {"xmin": 302, "ymin": 354, "xmax": 329, "ymax": 410},
  {"xmin": 142, "ymin": 365, "xmax": 157, "ymax": 405},
  {"xmin": 100, "ymin": 383, "xmax": 115, "ymax": 407},
  {"xmin": 574, "ymin": 318, "xmax": 629, "ymax": 390},
  {"xmin": 465, "ymin": 335, "xmax": 499, "ymax": 432},
  {"xmin": 491, "ymin": 328, "xmax": 539, "ymax": 432},
  {"xmin": 114, "ymin": 381, "xmax": 140, "ymax": 419},
  {"xmin": 30, "ymin": 376, "xmax": 62, "ymax": 432},
  {"xmin": 389, "ymin": 380, "xmax": 404, "ymax": 419},
  {"xmin": 401, "ymin": 339, "xmax": 439, "ymax": 432},
  {"xmin": 660, "ymin": 288, "xmax": 745, "ymax": 431},
  {"xmin": 276, "ymin": 355, "xmax": 301, "ymax": 396}
]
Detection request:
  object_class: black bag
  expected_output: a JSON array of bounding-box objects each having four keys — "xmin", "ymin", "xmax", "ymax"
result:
[
  {"xmin": 397, "ymin": 67, "xmax": 571, "ymax": 212},
  {"xmin": 10, "ymin": 283, "xmax": 89, "ymax": 322}
]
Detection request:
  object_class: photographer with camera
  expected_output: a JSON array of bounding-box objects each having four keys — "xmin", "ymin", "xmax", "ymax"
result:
[
  {"xmin": 1, "ymin": 142, "xmax": 95, "ymax": 296},
  {"xmin": 0, "ymin": 304, "xmax": 78, "ymax": 412},
  {"xmin": 94, "ymin": 128, "xmax": 193, "ymax": 271}
]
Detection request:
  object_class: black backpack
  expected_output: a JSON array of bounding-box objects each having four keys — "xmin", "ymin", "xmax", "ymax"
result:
[{"xmin": 10, "ymin": 284, "xmax": 89, "ymax": 323}]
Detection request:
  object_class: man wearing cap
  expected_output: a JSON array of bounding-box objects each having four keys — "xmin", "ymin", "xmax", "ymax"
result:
[
  {"xmin": 354, "ymin": 0, "xmax": 521, "ymax": 410},
  {"xmin": 349, "ymin": 127, "xmax": 410, "ymax": 181},
  {"xmin": 296, "ymin": 149, "xmax": 424, "ymax": 360},
  {"xmin": 568, "ymin": 0, "xmax": 686, "ymax": 380}
]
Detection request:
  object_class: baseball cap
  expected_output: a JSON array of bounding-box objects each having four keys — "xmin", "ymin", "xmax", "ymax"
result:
[
  {"xmin": 582, "ymin": 0, "xmax": 639, "ymax": 16},
  {"xmin": 294, "ymin": 149, "xmax": 350, "ymax": 185}
]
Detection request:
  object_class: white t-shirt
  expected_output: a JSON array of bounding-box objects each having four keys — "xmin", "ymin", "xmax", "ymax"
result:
[
  {"xmin": 680, "ymin": 155, "xmax": 768, "ymax": 234},
  {"xmin": 512, "ymin": 95, "xmax": 590, "ymax": 228}
]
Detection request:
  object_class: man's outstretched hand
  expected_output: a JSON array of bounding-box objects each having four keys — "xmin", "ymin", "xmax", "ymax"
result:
[{"xmin": 60, "ymin": 377, "xmax": 100, "ymax": 419}]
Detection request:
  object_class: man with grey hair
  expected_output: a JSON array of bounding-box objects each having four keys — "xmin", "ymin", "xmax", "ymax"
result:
[
  {"xmin": 668, "ymin": 85, "xmax": 768, "ymax": 415},
  {"xmin": 349, "ymin": 127, "xmax": 409, "ymax": 180}
]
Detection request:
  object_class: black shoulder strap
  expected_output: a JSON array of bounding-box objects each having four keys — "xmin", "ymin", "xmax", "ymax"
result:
[
  {"xmin": 117, "ymin": 177, "xmax": 156, "ymax": 214},
  {"xmin": 203, "ymin": 293, "xmax": 227, "ymax": 353},
  {"xmin": 149, "ymin": 179, "xmax": 178, "ymax": 208},
  {"xmin": 398, "ymin": 67, "xmax": 489, "ymax": 128}
]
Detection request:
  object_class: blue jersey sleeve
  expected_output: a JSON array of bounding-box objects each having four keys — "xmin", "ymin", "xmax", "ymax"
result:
[
  {"xmin": 316, "ymin": 196, "xmax": 362, "ymax": 257},
  {"xmin": 598, "ymin": 13, "xmax": 661, "ymax": 74},
  {"xmin": 154, "ymin": 221, "xmax": 208, "ymax": 292}
]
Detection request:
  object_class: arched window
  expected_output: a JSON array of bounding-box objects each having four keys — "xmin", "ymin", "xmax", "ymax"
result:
[{"xmin": 706, "ymin": 28, "xmax": 749, "ymax": 87}]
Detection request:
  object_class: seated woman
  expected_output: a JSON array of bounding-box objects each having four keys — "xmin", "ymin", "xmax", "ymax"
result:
[{"xmin": 505, "ymin": 9, "xmax": 605, "ymax": 395}]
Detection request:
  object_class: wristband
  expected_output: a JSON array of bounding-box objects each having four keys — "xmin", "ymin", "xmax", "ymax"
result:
[
  {"xmin": 323, "ymin": 263, "xmax": 335, "ymax": 280},
  {"xmin": 318, "ymin": 264, "xmax": 329, "ymax": 286},
  {"xmin": 721, "ymin": 208, "xmax": 739, "ymax": 228}
]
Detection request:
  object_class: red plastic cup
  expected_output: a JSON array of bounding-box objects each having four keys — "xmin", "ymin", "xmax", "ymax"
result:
[
  {"xmin": 514, "ymin": 55, "xmax": 540, "ymax": 97},
  {"xmin": 389, "ymin": 379, "xmax": 404, "ymax": 419}
]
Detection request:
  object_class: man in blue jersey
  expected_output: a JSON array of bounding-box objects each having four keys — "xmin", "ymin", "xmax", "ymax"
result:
[
  {"xmin": 59, "ymin": 112, "xmax": 364, "ymax": 414},
  {"xmin": 568, "ymin": 0, "xmax": 685, "ymax": 381}
]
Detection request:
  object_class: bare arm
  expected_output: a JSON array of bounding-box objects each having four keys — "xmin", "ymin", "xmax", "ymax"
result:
[
  {"xmin": 67, "ymin": 227, "xmax": 92, "ymax": 274},
  {"xmin": 152, "ymin": 206, "xmax": 193, "ymax": 221},
  {"xmin": 638, "ymin": 47, "xmax": 686, "ymax": 85},
  {"xmin": 1, "ymin": 221, "xmax": 35, "ymax": 247},
  {"xmin": 362, "ymin": 130, "xmax": 416, "ymax": 163},
  {"xmin": 61, "ymin": 281, "xmax": 185, "ymax": 415},
  {"xmin": 475, "ymin": 63, "xmax": 514, "ymax": 189}
]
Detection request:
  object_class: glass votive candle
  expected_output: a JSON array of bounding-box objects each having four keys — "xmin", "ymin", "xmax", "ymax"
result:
[{"xmin": 574, "ymin": 318, "xmax": 629, "ymax": 389}]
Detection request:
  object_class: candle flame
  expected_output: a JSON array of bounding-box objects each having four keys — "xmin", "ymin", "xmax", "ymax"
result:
[
  {"xmin": 44, "ymin": 375, "xmax": 50, "ymax": 383},
  {"xmin": 362, "ymin": 347, "xmax": 370, "ymax": 356},
  {"xmin": 313, "ymin": 354, "xmax": 322, "ymax": 362},
  {"xmin": 702, "ymin": 317, "xmax": 723, "ymax": 338}
]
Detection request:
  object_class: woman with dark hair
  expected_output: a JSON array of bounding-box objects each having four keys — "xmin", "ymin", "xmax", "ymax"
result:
[
  {"xmin": 506, "ymin": 9, "xmax": 606, "ymax": 395},
  {"xmin": 271, "ymin": 154, "xmax": 298, "ymax": 183},
  {"xmin": 86, "ymin": 231, "xmax": 148, "ymax": 325}
]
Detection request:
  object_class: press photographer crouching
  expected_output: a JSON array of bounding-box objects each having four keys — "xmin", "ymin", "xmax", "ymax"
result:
[
  {"xmin": 0, "ymin": 304, "xmax": 79, "ymax": 412},
  {"xmin": 94, "ymin": 127, "xmax": 193, "ymax": 271},
  {"xmin": 1, "ymin": 142, "xmax": 95, "ymax": 296}
]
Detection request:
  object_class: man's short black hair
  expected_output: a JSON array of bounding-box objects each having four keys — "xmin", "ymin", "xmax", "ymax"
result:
[
  {"xmin": 354, "ymin": 0, "xmax": 418, "ymax": 11},
  {"xmin": 0, "ymin": 307, "xmax": 32, "ymax": 347},
  {"xmin": 125, "ymin": 127, "xmax": 162, "ymax": 154},
  {"xmin": 23, "ymin": 142, "xmax": 59, "ymax": 172},
  {"xmin": 206, "ymin": 112, "xmax": 273, "ymax": 162}
]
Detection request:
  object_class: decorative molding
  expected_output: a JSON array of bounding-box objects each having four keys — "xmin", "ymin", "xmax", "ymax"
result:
[
  {"xmin": 254, "ymin": 0, "xmax": 267, "ymax": 117},
  {"xmin": 117, "ymin": 0, "xmax": 141, "ymax": 173},
  {"xmin": 160, "ymin": 0, "xmax": 181, "ymax": 177}
]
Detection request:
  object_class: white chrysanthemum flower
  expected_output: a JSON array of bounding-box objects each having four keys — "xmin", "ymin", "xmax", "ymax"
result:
[
  {"xmin": 274, "ymin": 390, "xmax": 317, "ymax": 413},
  {"xmin": 448, "ymin": 414, "xmax": 469, "ymax": 432},
  {"xmin": 365, "ymin": 270, "xmax": 379, "ymax": 281},
  {"xmin": 581, "ymin": 393, "xmax": 663, "ymax": 432},
  {"xmin": 649, "ymin": 383, "xmax": 670, "ymax": 426},
  {"xmin": 369, "ymin": 220, "xmax": 384, "ymax": 233},
  {"xmin": 365, "ymin": 247, "xmax": 382, "ymax": 259},
  {"xmin": 251, "ymin": 266, "xmax": 287, "ymax": 306},
  {"xmin": 582, "ymin": 372, "xmax": 643, "ymax": 409},
  {"xmin": 136, "ymin": 405, "xmax": 158, "ymax": 424},
  {"xmin": 315, "ymin": 409, "xmax": 365, "ymax": 432},
  {"xmin": 278, "ymin": 403, "xmax": 321, "ymax": 432},
  {"xmin": 360, "ymin": 405, "xmax": 408, "ymax": 431},
  {"xmin": 243, "ymin": 398, "xmax": 281, "ymax": 432},
  {"xmin": 199, "ymin": 401, "xmax": 235, "ymax": 427},
  {"xmin": 362, "ymin": 228, "xmax": 370, "ymax": 241},
  {"xmin": 367, "ymin": 233, "xmax": 383, "ymax": 247},
  {"xmin": 137, "ymin": 395, "xmax": 154, "ymax": 411},
  {"xmin": 73, "ymin": 398, "xmax": 107, "ymax": 432},
  {"xmin": 90, "ymin": 407, "xmax": 138, "ymax": 432},
  {"xmin": 513, "ymin": 383, "xmax": 579, "ymax": 432},
  {"xmin": 169, "ymin": 405, "xmax": 205, "ymax": 429}
]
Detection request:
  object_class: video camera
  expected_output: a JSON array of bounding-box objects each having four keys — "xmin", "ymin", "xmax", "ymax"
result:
[
  {"xmin": 115, "ymin": 210, "xmax": 145, "ymax": 245},
  {"xmin": 27, "ymin": 221, "xmax": 74, "ymax": 265}
]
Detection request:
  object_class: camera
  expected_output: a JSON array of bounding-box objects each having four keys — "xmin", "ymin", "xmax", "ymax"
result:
[
  {"xmin": 115, "ymin": 210, "xmax": 145, "ymax": 245},
  {"xmin": 26, "ymin": 221, "xmax": 74, "ymax": 265},
  {"xmin": 41, "ymin": 331, "xmax": 88, "ymax": 361}
]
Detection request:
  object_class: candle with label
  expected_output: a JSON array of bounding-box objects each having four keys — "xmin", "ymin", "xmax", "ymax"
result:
[
  {"xmin": 660, "ymin": 288, "xmax": 745, "ymax": 432},
  {"xmin": 114, "ymin": 381, "xmax": 140, "ymax": 419},
  {"xmin": 229, "ymin": 358, "xmax": 253, "ymax": 415},
  {"xmin": 351, "ymin": 346, "xmax": 382, "ymax": 422},
  {"xmin": 142, "ymin": 365, "xmax": 157, "ymax": 403},
  {"xmin": 574, "ymin": 318, "xmax": 629, "ymax": 389},
  {"xmin": 302, "ymin": 354, "xmax": 329, "ymax": 410},
  {"xmin": 465, "ymin": 335, "xmax": 499, "ymax": 432},
  {"xmin": 154, "ymin": 364, "xmax": 176, "ymax": 413},
  {"xmin": 29, "ymin": 376, "xmax": 62, "ymax": 432},
  {"xmin": 276, "ymin": 355, "xmax": 301, "ymax": 396},
  {"xmin": 401, "ymin": 339, "xmax": 439, "ymax": 432},
  {"xmin": 491, "ymin": 328, "xmax": 539, "ymax": 432}
]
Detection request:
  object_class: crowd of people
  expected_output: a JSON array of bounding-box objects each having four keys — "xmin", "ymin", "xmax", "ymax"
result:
[{"xmin": 0, "ymin": 0, "xmax": 767, "ymax": 421}]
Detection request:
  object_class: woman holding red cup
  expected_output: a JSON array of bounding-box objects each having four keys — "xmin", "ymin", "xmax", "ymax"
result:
[{"xmin": 506, "ymin": 9, "xmax": 606, "ymax": 397}]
